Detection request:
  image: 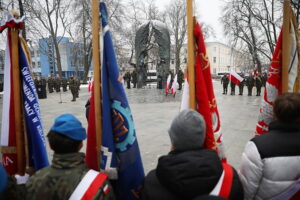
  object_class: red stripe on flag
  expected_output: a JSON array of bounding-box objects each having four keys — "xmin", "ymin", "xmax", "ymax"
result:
[
  {"xmin": 2, "ymin": 30, "xmax": 18, "ymax": 175},
  {"xmin": 228, "ymin": 74, "xmax": 241, "ymax": 85},
  {"xmin": 86, "ymin": 85, "xmax": 99, "ymax": 170}
]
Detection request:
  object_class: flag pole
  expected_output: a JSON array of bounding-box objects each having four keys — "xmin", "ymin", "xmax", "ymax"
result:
[
  {"xmin": 10, "ymin": 23, "xmax": 26, "ymax": 175},
  {"xmin": 91, "ymin": 0, "xmax": 103, "ymax": 170},
  {"xmin": 282, "ymin": 0, "xmax": 291, "ymax": 93},
  {"xmin": 186, "ymin": 0, "xmax": 196, "ymax": 109}
]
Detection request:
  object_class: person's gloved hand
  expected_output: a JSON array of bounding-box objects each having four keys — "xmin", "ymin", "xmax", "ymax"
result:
[{"xmin": 14, "ymin": 173, "xmax": 29, "ymax": 185}]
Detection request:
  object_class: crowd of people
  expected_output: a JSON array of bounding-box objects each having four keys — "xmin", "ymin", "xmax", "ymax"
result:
[
  {"xmin": 122, "ymin": 69, "xmax": 185, "ymax": 90},
  {"xmin": 34, "ymin": 76, "xmax": 81, "ymax": 101},
  {"xmin": 221, "ymin": 73, "xmax": 267, "ymax": 96},
  {"xmin": 0, "ymin": 92, "xmax": 299, "ymax": 200}
]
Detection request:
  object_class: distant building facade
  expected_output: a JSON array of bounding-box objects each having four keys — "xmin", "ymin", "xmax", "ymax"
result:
[
  {"xmin": 30, "ymin": 46, "xmax": 41, "ymax": 76},
  {"xmin": 206, "ymin": 42, "xmax": 243, "ymax": 74},
  {"xmin": 39, "ymin": 37, "xmax": 85, "ymax": 79}
]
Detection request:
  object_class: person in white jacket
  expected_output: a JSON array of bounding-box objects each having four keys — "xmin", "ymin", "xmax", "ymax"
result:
[{"xmin": 239, "ymin": 93, "xmax": 300, "ymax": 200}]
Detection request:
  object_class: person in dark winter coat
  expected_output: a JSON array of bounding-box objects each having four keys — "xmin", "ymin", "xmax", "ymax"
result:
[
  {"xmin": 141, "ymin": 109, "xmax": 243, "ymax": 200},
  {"xmin": 239, "ymin": 93, "xmax": 300, "ymax": 200}
]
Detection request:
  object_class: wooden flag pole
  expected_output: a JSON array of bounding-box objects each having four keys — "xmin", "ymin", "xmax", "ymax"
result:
[
  {"xmin": 282, "ymin": 0, "xmax": 291, "ymax": 93},
  {"xmin": 91, "ymin": 0, "xmax": 103, "ymax": 170},
  {"xmin": 187, "ymin": 0, "xmax": 196, "ymax": 109},
  {"xmin": 10, "ymin": 27, "xmax": 26, "ymax": 175}
]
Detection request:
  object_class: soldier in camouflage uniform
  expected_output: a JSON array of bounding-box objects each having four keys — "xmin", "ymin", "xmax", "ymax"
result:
[
  {"xmin": 47, "ymin": 77, "xmax": 54, "ymax": 93},
  {"xmin": 62, "ymin": 78, "xmax": 68, "ymax": 92},
  {"xmin": 221, "ymin": 74, "xmax": 229, "ymax": 94},
  {"xmin": 75, "ymin": 77, "xmax": 80, "ymax": 97},
  {"xmin": 25, "ymin": 114, "xmax": 115, "ymax": 200},
  {"xmin": 246, "ymin": 75, "xmax": 255, "ymax": 96},
  {"xmin": 55, "ymin": 77, "xmax": 61, "ymax": 93},
  {"xmin": 177, "ymin": 69, "xmax": 184, "ymax": 90},
  {"xmin": 255, "ymin": 75, "xmax": 263, "ymax": 96},
  {"xmin": 238, "ymin": 75, "xmax": 245, "ymax": 95},
  {"xmin": 69, "ymin": 77, "xmax": 78, "ymax": 101}
]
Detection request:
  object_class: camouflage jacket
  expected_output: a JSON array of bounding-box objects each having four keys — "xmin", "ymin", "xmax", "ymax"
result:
[{"xmin": 25, "ymin": 152, "xmax": 115, "ymax": 200}]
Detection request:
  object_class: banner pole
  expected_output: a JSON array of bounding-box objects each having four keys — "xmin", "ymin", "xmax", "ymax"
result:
[
  {"xmin": 10, "ymin": 27, "xmax": 26, "ymax": 175},
  {"xmin": 187, "ymin": 0, "xmax": 196, "ymax": 109},
  {"xmin": 282, "ymin": 0, "xmax": 291, "ymax": 93},
  {"xmin": 91, "ymin": 0, "xmax": 103, "ymax": 170}
]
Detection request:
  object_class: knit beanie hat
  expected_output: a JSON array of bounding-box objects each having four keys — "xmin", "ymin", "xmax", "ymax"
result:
[
  {"xmin": 50, "ymin": 114, "xmax": 86, "ymax": 141},
  {"xmin": 168, "ymin": 109, "xmax": 206, "ymax": 151}
]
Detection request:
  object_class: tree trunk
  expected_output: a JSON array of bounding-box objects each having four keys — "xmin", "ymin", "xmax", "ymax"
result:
[
  {"xmin": 18, "ymin": 0, "xmax": 26, "ymax": 40},
  {"xmin": 53, "ymin": 40, "xmax": 62, "ymax": 78}
]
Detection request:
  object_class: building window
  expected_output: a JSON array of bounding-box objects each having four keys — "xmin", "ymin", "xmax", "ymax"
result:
[
  {"xmin": 38, "ymin": 62, "xmax": 41, "ymax": 68},
  {"xmin": 36, "ymin": 50, "xmax": 40, "ymax": 56},
  {"xmin": 213, "ymin": 57, "xmax": 216, "ymax": 63},
  {"xmin": 171, "ymin": 59, "xmax": 174, "ymax": 64},
  {"xmin": 31, "ymin": 50, "xmax": 34, "ymax": 57},
  {"xmin": 32, "ymin": 62, "xmax": 36, "ymax": 68}
]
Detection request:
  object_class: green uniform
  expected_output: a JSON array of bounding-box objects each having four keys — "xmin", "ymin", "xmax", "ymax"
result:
[
  {"xmin": 55, "ymin": 78, "xmax": 61, "ymax": 92},
  {"xmin": 177, "ymin": 70, "xmax": 184, "ymax": 90},
  {"xmin": 47, "ymin": 78, "xmax": 54, "ymax": 93},
  {"xmin": 69, "ymin": 78, "xmax": 78, "ymax": 101},
  {"xmin": 25, "ymin": 153, "xmax": 114, "ymax": 200},
  {"xmin": 62, "ymin": 78, "xmax": 68, "ymax": 92}
]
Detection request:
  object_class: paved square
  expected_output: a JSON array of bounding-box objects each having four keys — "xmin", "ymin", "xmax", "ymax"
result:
[{"xmin": 0, "ymin": 81, "xmax": 262, "ymax": 173}]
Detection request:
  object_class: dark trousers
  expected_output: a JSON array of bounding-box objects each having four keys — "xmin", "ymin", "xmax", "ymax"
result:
[
  {"xmin": 248, "ymin": 86, "xmax": 253, "ymax": 96},
  {"xmin": 223, "ymin": 85, "xmax": 228, "ymax": 94},
  {"xmin": 178, "ymin": 82, "xmax": 182, "ymax": 90},
  {"xmin": 126, "ymin": 81, "xmax": 131, "ymax": 89},
  {"xmin": 231, "ymin": 85, "xmax": 235, "ymax": 95},
  {"xmin": 133, "ymin": 82, "xmax": 137, "ymax": 88},
  {"xmin": 71, "ymin": 89, "xmax": 76, "ymax": 101},
  {"xmin": 256, "ymin": 86, "xmax": 262, "ymax": 96},
  {"xmin": 239, "ymin": 85, "xmax": 244, "ymax": 95}
]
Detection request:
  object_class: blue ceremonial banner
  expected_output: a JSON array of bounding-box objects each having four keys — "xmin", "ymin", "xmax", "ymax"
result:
[
  {"xmin": 100, "ymin": 3, "xmax": 145, "ymax": 199},
  {"xmin": 19, "ymin": 42, "xmax": 49, "ymax": 170}
]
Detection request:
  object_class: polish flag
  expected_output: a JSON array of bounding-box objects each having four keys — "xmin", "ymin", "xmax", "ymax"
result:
[
  {"xmin": 165, "ymin": 74, "xmax": 171, "ymax": 94},
  {"xmin": 170, "ymin": 74, "xmax": 177, "ymax": 94},
  {"xmin": 228, "ymin": 72, "xmax": 243, "ymax": 85}
]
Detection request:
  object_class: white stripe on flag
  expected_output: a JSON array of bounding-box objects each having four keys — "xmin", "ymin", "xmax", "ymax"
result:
[
  {"xmin": 180, "ymin": 78, "xmax": 189, "ymax": 111},
  {"xmin": 69, "ymin": 169, "xmax": 99, "ymax": 200},
  {"xmin": 230, "ymin": 71, "xmax": 243, "ymax": 82},
  {"xmin": 171, "ymin": 75, "xmax": 178, "ymax": 94},
  {"xmin": 288, "ymin": 21, "xmax": 299, "ymax": 92},
  {"xmin": 1, "ymin": 41, "xmax": 11, "ymax": 146}
]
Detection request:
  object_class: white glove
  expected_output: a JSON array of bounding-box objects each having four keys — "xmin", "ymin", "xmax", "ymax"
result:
[{"xmin": 15, "ymin": 173, "xmax": 29, "ymax": 184}]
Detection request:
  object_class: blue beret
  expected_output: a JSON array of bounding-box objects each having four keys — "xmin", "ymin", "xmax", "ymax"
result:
[
  {"xmin": 50, "ymin": 114, "xmax": 86, "ymax": 141},
  {"xmin": 0, "ymin": 164, "xmax": 8, "ymax": 193}
]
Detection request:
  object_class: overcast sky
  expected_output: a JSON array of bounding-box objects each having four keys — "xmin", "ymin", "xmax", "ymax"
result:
[{"xmin": 156, "ymin": 0, "xmax": 225, "ymax": 42}]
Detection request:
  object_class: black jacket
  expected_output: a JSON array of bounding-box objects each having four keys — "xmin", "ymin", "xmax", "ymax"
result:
[{"xmin": 141, "ymin": 149, "xmax": 243, "ymax": 200}]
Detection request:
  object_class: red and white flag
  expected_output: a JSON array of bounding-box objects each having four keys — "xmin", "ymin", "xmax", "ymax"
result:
[
  {"xmin": 181, "ymin": 23, "xmax": 226, "ymax": 161},
  {"xmin": 228, "ymin": 71, "xmax": 243, "ymax": 85},
  {"xmin": 256, "ymin": 17, "xmax": 300, "ymax": 135},
  {"xmin": 165, "ymin": 74, "xmax": 171, "ymax": 94},
  {"xmin": 170, "ymin": 74, "xmax": 178, "ymax": 95}
]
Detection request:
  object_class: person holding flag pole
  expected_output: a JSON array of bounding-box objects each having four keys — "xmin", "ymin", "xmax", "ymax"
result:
[
  {"xmin": 239, "ymin": 1, "xmax": 300, "ymax": 199},
  {"xmin": 0, "ymin": 11, "xmax": 49, "ymax": 177},
  {"xmin": 86, "ymin": 1, "xmax": 144, "ymax": 200},
  {"xmin": 141, "ymin": 1, "xmax": 243, "ymax": 199}
]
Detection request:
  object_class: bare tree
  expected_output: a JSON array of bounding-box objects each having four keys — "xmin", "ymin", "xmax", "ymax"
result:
[
  {"xmin": 166, "ymin": 0, "xmax": 186, "ymax": 72},
  {"xmin": 24, "ymin": 0, "xmax": 71, "ymax": 78}
]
